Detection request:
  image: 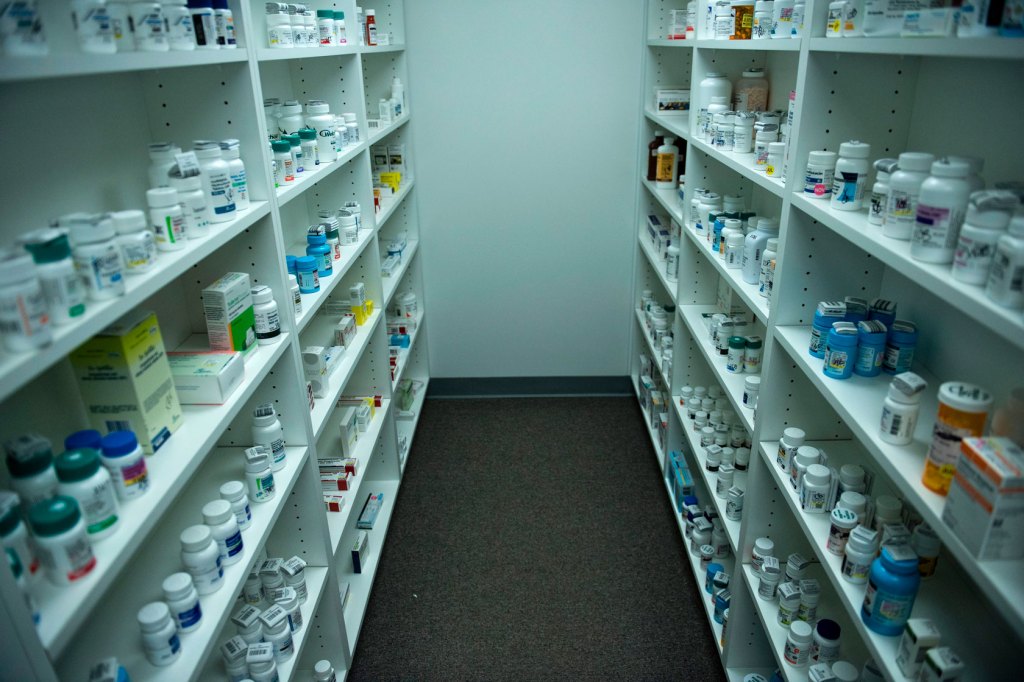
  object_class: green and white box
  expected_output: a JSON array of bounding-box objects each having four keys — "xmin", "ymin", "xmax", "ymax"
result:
[
  {"xmin": 203, "ymin": 272, "xmax": 257, "ymax": 359},
  {"xmin": 167, "ymin": 351, "xmax": 245, "ymax": 404}
]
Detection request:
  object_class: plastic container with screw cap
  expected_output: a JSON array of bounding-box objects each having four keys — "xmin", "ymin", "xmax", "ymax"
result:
[
  {"xmin": 801, "ymin": 464, "xmax": 831, "ymax": 513},
  {"xmin": 219, "ymin": 139, "xmax": 249, "ymax": 210},
  {"xmin": 880, "ymin": 371, "xmax": 927, "ymax": 445},
  {"xmin": 953, "ymin": 190, "xmax": 1018, "ymax": 285},
  {"xmin": 862, "ymin": 543, "xmax": 921, "ymax": 635},
  {"xmin": 986, "ymin": 211, "xmax": 1024, "ymax": 309},
  {"xmin": 5, "ymin": 435, "xmax": 58, "ymax": 508},
  {"xmin": 55, "ymin": 449, "xmax": 118, "ymax": 540},
  {"xmin": 885, "ymin": 152, "xmax": 935, "ymax": 240},
  {"xmin": 147, "ymin": 187, "xmax": 187, "ymax": 251},
  {"xmin": 0, "ymin": 252, "xmax": 47, "ymax": 347},
  {"xmin": 131, "ymin": 2, "xmax": 169, "ymax": 51},
  {"xmin": 211, "ymin": 0, "xmax": 235, "ymax": 47},
  {"xmin": 193, "ymin": 140, "xmax": 236, "ymax": 222},
  {"xmin": 791, "ymin": 445, "xmax": 820, "ymax": 490},
  {"xmin": 912, "ymin": 523, "xmax": 941, "ymax": 579},
  {"xmin": 163, "ymin": 571, "xmax": 203, "ymax": 632},
  {"xmin": 911, "ymin": 158, "xmax": 972, "ymax": 264},
  {"xmin": 187, "ymin": 0, "xmax": 218, "ymax": 48},
  {"xmin": 314, "ymin": 659, "xmax": 338, "ymax": 681},
  {"xmin": 776, "ymin": 427, "xmax": 805, "ymax": 473},
  {"xmin": 69, "ymin": 216, "xmax": 126, "ymax": 301},
  {"xmin": 261, "ymin": 605, "xmax": 294, "ymax": 660},
  {"xmin": 137, "ymin": 601, "xmax": 182, "ymax": 666},
  {"xmin": 831, "ymin": 141, "xmax": 871, "ymax": 211},
  {"xmin": 784, "ymin": 620, "xmax": 813, "ymax": 666},
  {"xmin": 71, "ymin": 0, "xmax": 116, "ymax": 54},
  {"xmin": 830, "ymin": 660, "xmax": 859, "ymax": 682},
  {"xmin": 202, "ymin": 499, "xmax": 244, "ymax": 566},
  {"xmin": 28, "ymin": 496, "xmax": 96, "ymax": 585},
  {"xmin": 0, "ymin": 493, "xmax": 40, "ymax": 577},
  {"xmin": 111, "ymin": 209, "xmax": 158, "ymax": 273},
  {"xmin": 169, "ymin": 167, "xmax": 212, "ymax": 240},
  {"xmin": 804, "ymin": 150, "xmax": 838, "ymax": 199},
  {"xmin": 180, "ymin": 524, "xmax": 224, "ymax": 595},
  {"xmin": 148, "ymin": 142, "xmax": 181, "ymax": 188},
  {"xmin": 698, "ymin": 73, "xmax": 733, "ymax": 134},
  {"xmin": 245, "ymin": 446, "xmax": 276, "ymax": 503},
  {"xmin": 827, "ymin": 507, "xmax": 859, "ymax": 556},
  {"xmin": 868, "ymin": 158, "xmax": 898, "ymax": 226},
  {"xmin": 252, "ymin": 403, "xmax": 287, "ymax": 471},
  {"xmin": 163, "ymin": 0, "xmax": 195, "ymax": 50},
  {"xmin": 99, "ymin": 431, "xmax": 149, "ymax": 501},
  {"xmin": 21, "ymin": 229, "xmax": 87, "ymax": 324},
  {"xmin": 247, "ymin": 642, "xmax": 279, "ymax": 681},
  {"xmin": 751, "ymin": 536, "xmax": 774, "ymax": 570},
  {"xmin": 923, "ymin": 382, "xmax": 992, "ymax": 495},
  {"xmin": 811, "ymin": 618, "xmax": 841, "ymax": 664},
  {"xmin": 252, "ymin": 285, "xmax": 281, "ymax": 346}
]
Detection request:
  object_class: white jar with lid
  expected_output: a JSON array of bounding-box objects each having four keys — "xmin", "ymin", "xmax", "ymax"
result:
[
  {"xmin": 146, "ymin": 187, "xmax": 187, "ymax": 251},
  {"xmin": 790, "ymin": 445, "xmax": 819, "ymax": 490},
  {"xmin": 277, "ymin": 100, "xmax": 304, "ymax": 135},
  {"xmin": 252, "ymin": 403, "xmax": 287, "ymax": 471},
  {"xmin": 220, "ymin": 480, "xmax": 252, "ymax": 530},
  {"xmin": 733, "ymin": 112, "xmax": 756, "ymax": 152},
  {"xmin": 831, "ymin": 141, "xmax": 871, "ymax": 211},
  {"xmin": 698, "ymin": 73, "xmax": 733, "ymax": 134},
  {"xmin": 111, "ymin": 209, "xmax": 158, "ymax": 273},
  {"xmin": 716, "ymin": 463, "xmax": 735, "ymax": 498},
  {"xmin": 162, "ymin": 571, "xmax": 202, "ymax": 632},
  {"xmin": 0, "ymin": 492, "xmax": 39, "ymax": 578},
  {"xmin": 868, "ymin": 158, "xmax": 899, "ymax": 226},
  {"xmin": 252, "ymin": 285, "xmax": 282, "ymax": 345},
  {"xmin": 953, "ymin": 190, "xmax": 1018, "ymax": 285},
  {"xmin": 753, "ymin": 125, "xmax": 778, "ymax": 169},
  {"xmin": 752, "ymin": 0, "xmax": 773, "ymax": 38},
  {"xmin": 743, "ymin": 217, "xmax": 778, "ymax": 284},
  {"xmin": 800, "ymin": 464, "xmax": 830, "ymax": 513},
  {"xmin": 169, "ymin": 168, "xmax": 212, "ymax": 239},
  {"xmin": 247, "ymin": 643, "xmax": 279, "ymax": 681},
  {"xmin": 193, "ymin": 140, "xmax": 236, "ymax": 222},
  {"xmin": 0, "ymin": 250, "xmax": 52, "ymax": 352},
  {"xmin": 305, "ymin": 100, "xmax": 339, "ymax": 162},
  {"xmin": 751, "ymin": 535, "xmax": 774, "ymax": 570},
  {"xmin": 28, "ymin": 495, "xmax": 96, "ymax": 585},
  {"xmin": 131, "ymin": 2, "xmax": 168, "ymax": 51},
  {"xmin": 804, "ymin": 150, "xmax": 838, "ymax": 199},
  {"xmin": 55, "ymin": 448, "xmax": 118, "ymax": 541},
  {"xmin": 771, "ymin": 0, "xmax": 794, "ymax": 37},
  {"xmin": 838, "ymin": 463, "xmax": 866, "ymax": 494},
  {"xmin": 163, "ymin": 0, "xmax": 195, "ymax": 50},
  {"xmin": 219, "ymin": 139, "xmax": 249, "ymax": 211},
  {"xmin": 99, "ymin": 430, "xmax": 149, "ymax": 501},
  {"xmin": 734, "ymin": 68, "xmax": 768, "ymax": 112},
  {"xmin": 180, "ymin": 524, "xmax": 224, "ymax": 595},
  {"xmin": 705, "ymin": 96, "xmax": 730, "ymax": 143},
  {"xmin": 911, "ymin": 158, "xmax": 971, "ymax": 264},
  {"xmin": 71, "ymin": 0, "xmax": 116, "ymax": 53},
  {"xmin": 137, "ymin": 601, "xmax": 181, "ymax": 666},
  {"xmin": 841, "ymin": 525, "xmax": 878, "ymax": 584},
  {"xmin": 873, "ymin": 494, "xmax": 903, "ymax": 530},
  {"xmin": 827, "ymin": 507, "xmax": 859, "ymax": 556},
  {"xmin": 838, "ymin": 491, "xmax": 867, "ymax": 518},
  {"xmin": 879, "ymin": 373, "xmax": 925, "ymax": 445},
  {"xmin": 784, "ymin": 620, "xmax": 813, "ymax": 666},
  {"xmin": 266, "ymin": 5, "xmax": 293, "ymax": 47},
  {"xmin": 245, "ymin": 446, "xmax": 276, "ymax": 502},
  {"xmin": 221, "ymin": 636, "xmax": 249, "ymax": 680},
  {"xmin": 885, "ymin": 152, "xmax": 935, "ymax": 240},
  {"xmin": 742, "ymin": 375, "xmax": 760, "ymax": 409},
  {"xmin": 242, "ymin": 568, "xmax": 263, "ymax": 606},
  {"xmin": 202, "ymin": 499, "xmax": 244, "ymax": 566},
  {"xmin": 21, "ymin": 229, "xmax": 87, "ymax": 325},
  {"xmin": 69, "ymin": 216, "xmax": 126, "ymax": 300},
  {"xmin": 314, "ymin": 660, "xmax": 337, "ymax": 682},
  {"xmin": 766, "ymin": 142, "xmax": 785, "ymax": 178},
  {"xmin": 274, "ymin": 585, "xmax": 303, "ymax": 631},
  {"xmin": 725, "ymin": 232, "xmax": 745, "ymax": 268},
  {"xmin": 147, "ymin": 142, "xmax": 181, "ymax": 188},
  {"xmin": 759, "ymin": 237, "xmax": 778, "ymax": 297},
  {"xmin": 261, "ymin": 605, "xmax": 294, "ymax": 660},
  {"xmin": 714, "ymin": 2, "xmax": 733, "ymax": 38},
  {"xmin": 986, "ymin": 212, "xmax": 1024, "ymax": 309},
  {"xmin": 948, "ymin": 155, "xmax": 985, "ymax": 193},
  {"xmin": 791, "ymin": 0, "xmax": 805, "ymax": 36}
]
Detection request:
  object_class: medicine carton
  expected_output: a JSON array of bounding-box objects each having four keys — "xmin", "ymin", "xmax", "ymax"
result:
[
  {"xmin": 896, "ymin": 618, "xmax": 942, "ymax": 678},
  {"xmin": 387, "ymin": 143, "xmax": 407, "ymax": 173},
  {"xmin": 942, "ymin": 437, "xmax": 1024, "ymax": 560},
  {"xmin": 357, "ymin": 491, "xmax": 384, "ymax": 529},
  {"xmin": 918, "ymin": 647, "xmax": 964, "ymax": 682},
  {"xmin": 167, "ymin": 351, "xmax": 244, "ymax": 404},
  {"xmin": 338, "ymin": 407, "xmax": 358, "ymax": 456},
  {"xmin": 324, "ymin": 494, "xmax": 344, "ymax": 512},
  {"xmin": 655, "ymin": 87, "xmax": 690, "ymax": 114},
  {"xmin": 352, "ymin": 530, "xmax": 369, "ymax": 573},
  {"xmin": 203, "ymin": 272, "xmax": 257, "ymax": 358},
  {"xmin": 70, "ymin": 310, "xmax": 182, "ymax": 453}
]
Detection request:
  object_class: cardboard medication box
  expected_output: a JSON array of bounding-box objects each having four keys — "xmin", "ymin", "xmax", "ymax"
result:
[
  {"xmin": 942, "ymin": 437, "xmax": 1024, "ymax": 560},
  {"xmin": 70, "ymin": 310, "xmax": 183, "ymax": 453},
  {"xmin": 352, "ymin": 530, "xmax": 369, "ymax": 573},
  {"xmin": 167, "ymin": 351, "xmax": 244, "ymax": 404},
  {"xmin": 203, "ymin": 272, "xmax": 257, "ymax": 358},
  {"xmin": 655, "ymin": 87, "xmax": 690, "ymax": 114}
]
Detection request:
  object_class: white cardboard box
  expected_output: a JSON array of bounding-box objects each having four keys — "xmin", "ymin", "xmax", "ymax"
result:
[{"xmin": 167, "ymin": 351, "xmax": 244, "ymax": 404}]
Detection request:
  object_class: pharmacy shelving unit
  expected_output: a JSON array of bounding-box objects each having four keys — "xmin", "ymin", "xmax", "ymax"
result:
[
  {"xmin": 633, "ymin": 1, "xmax": 1024, "ymax": 679},
  {"xmin": 0, "ymin": 0, "xmax": 430, "ymax": 680}
]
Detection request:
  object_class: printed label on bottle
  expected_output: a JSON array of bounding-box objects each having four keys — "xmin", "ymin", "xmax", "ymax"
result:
[
  {"xmin": 169, "ymin": 14, "xmax": 194, "ymax": 42},
  {"xmin": 880, "ymin": 405, "xmax": 915, "ymax": 439},
  {"xmin": 81, "ymin": 483, "xmax": 119, "ymax": 534},
  {"xmin": 855, "ymin": 345, "xmax": 882, "ymax": 374},
  {"xmin": 882, "ymin": 342, "xmax": 914, "ymax": 374},
  {"xmin": 75, "ymin": 248, "xmax": 125, "ymax": 295},
  {"xmin": 656, "ymin": 153, "xmax": 675, "ymax": 183},
  {"xmin": 209, "ymin": 172, "xmax": 236, "ymax": 215},
  {"xmin": 157, "ymin": 213, "xmax": 187, "ymax": 246},
  {"xmin": 0, "ymin": 287, "xmax": 49, "ymax": 339},
  {"xmin": 778, "ymin": 602, "xmax": 796, "ymax": 626},
  {"xmin": 225, "ymin": 530, "xmax": 243, "ymax": 557},
  {"xmin": 118, "ymin": 458, "xmax": 149, "ymax": 495},
  {"xmin": 841, "ymin": 554, "xmax": 870, "ymax": 582},
  {"xmin": 804, "ymin": 168, "xmax": 834, "ymax": 197},
  {"xmin": 190, "ymin": 562, "xmax": 224, "ymax": 590},
  {"xmin": 869, "ymin": 189, "xmax": 886, "ymax": 223},
  {"xmin": 176, "ymin": 602, "xmax": 202, "ymax": 629},
  {"xmin": 954, "ymin": 235, "xmax": 995, "ymax": 275},
  {"xmin": 73, "ymin": 7, "xmax": 114, "ymax": 43},
  {"xmin": 832, "ymin": 171, "xmax": 861, "ymax": 205},
  {"xmin": 887, "ymin": 189, "xmax": 916, "ymax": 225},
  {"xmin": 914, "ymin": 203, "xmax": 963, "ymax": 251},
  {"xmin": 255, "ymin": 309, "xmax": 281, "ymax": 339},
  {"xmin": 256, "ymin": 472, "xmax": 276, "ymax": 500},
  {"xmin": 231, "ymin": 170, "xmax": 248, "ymax": 203},
  {"xmin": 58, "ymin": 535, "xmax": 96, "ymax": 581},
  {"xmin": 864, "ymin": 580, "xmax": 914, "ymax": 626},
  {"xmin": 121, "ymin": 236, "xmax": 158, "ymax": 271},
  {"xmin": 40, "ymin": 273, "xmax": 86, "ymax": 320}
]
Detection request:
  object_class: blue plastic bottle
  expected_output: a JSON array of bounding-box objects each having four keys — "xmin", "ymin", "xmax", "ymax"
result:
[
  {"xmin": 711, "ymin": 216, "xmax": 726, "ymax": 252},
  {"xmin": 295, "ymin": 256, "xmax": 319, "ymax": 293},
  {"xmin": 844, "ymin": 297, "xmax": 869, "ymax": 323},
  {"xmin": 64, "ymin": 430, "xmax": 102, "ymax": 452},
  {"xmin": 810, "ymin": 301, "xmax": 846, "ymax": 358},
  {"xmin": 713, "ymin": 589, "xmax": 730, "ymax": 623},
  {"xmin": 854, "ymin": 320, "xmax": 887, "ymax": 377},
  {"xmin": 882, "ymin": 320, "xmax": 918, "ymax": 374},
  {"xmin": 306, "ymin": 234, "xmax": 332, "ymax": 278},
  {"xmin": 868, "ymin": 297, "xmax": 897, "ymax": 329},
  {"xmin": 823, "ymin": 321, "xmax": 858, "ymax": 379},
  {"xmin": 861, "ymin": 544, "xmax": 920, "ymax": 636},
  {"xmin": 705, "ymin": 562, "xmax": 724, "ymax": 594},
  {"xmin": 286, "ymin": 254, "xmax": 297, "ymax": 276}
]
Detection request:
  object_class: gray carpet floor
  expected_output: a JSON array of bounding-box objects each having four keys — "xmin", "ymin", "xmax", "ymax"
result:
[{"xmin": 348, "ymin": 397, "xmax": 726, "ymax": 681}]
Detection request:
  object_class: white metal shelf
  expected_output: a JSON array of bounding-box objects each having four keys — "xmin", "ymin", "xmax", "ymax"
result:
[
  {"xmin": 694, "ymin": 39, "xmax": 800, "ymax": 52},
  {"xmin": 0, "ymin": 202, "xmax": 270, "ymax": 404},
  {"xmin": 0, "ymin": 48, "xmax": 249, "ymax": 83},
  {"xmin": 643, "ymin": 108, "xmax": 691, "ymax": 141},
  {"xmin": 382, "ymin": 240, "xmax": 419, "ymax": 309},
  {"xmin": 756, "ymin": 440, "xmax": 1004, "ymax": 681},
  {"xmin": 341, "ymin": 478, "xmax": 400, "ymax": 652},
  {"xmin": 740, "ymin": 564, "xmax": 810, "ymax": 682},
  {"xmin": 679, "ymin": 304, "xmax": 758, "ymax": 434},
  {"xmin": 647, "ymin": 38, "xmax": 693, "ymax": 47},
  {"xmin": 275, "ymin": 144, "xmax": 367, "ymax": 208},
  {"xmin": 366, "ymin": 115, "xmax": 410, "ymax": 147},
  {"xmin": 790, "ymin": 193, "xmax": 1024, "ymax": 351},
  {"xmin": 360, "ymin": 43, "xmax": 406, "ymax": 54},
  {"xmin": 309, "ymin": 311, "xmax": 383, "ymax": 440},
  {"xmin": 374, "ymin": 179, "xmax": 415, "ymax": 232},
  {"xmin": 807, "ymin": 36, "xmax": 1024, "ymax": 60},
  {"xmin": 274, "ymin": 566, "xmax": 331, "ymax": 682},
  {"xmin": 678, "ymin": 405, "xmax": 744, "ymax": 555},
  {"xmin": 642, "ymin": 178, "xmax": 685, "ymax": 224},
  {"xmin": 638, "ymin": 232, "xmax": 678, "ymax": 305},
  {"xmin": 773, "ymin": 325, "xmax": 1024, "ymax": 637},
  {"xmin": 633, "ymin": 375, "xmax": 667, "ymax": 466},
  {"xmin": 635, "ymin": 309, "xmax": 673, "ymax": 390},
  {"xmin": 257, "ymin": 45, "xmax": 361, "ymax": 62},
  {"xmin": 391, "ymin": 311, "xmax": 425, "ymax": 389},
  {"xmin": 684, "ymin": 217, "xmax": 771, "ymax": 325},
  {"xmin": 37, "ymin": 333, "xmax": 291, "ymax": 655},
  {"xmin": 396, "ymin": 377, "xmax": 429, "ymax": 474},
  {"xmin": 326, "ymin": 400, "xmax": 393, "ymax": 554},
  {"xmin": 689, "ymin": 137, "xmax": 786, "ymax": 198},
  {"xmin": 292, "ymin": 226, "xmax": 379, "ymax": 333},
  {"xmin": 57, "ymin": 445, "xmax": 311, "ymax": 679}
]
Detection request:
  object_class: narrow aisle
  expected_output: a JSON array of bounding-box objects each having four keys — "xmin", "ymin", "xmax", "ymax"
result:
[{"xmin": 349, "ymin": 397, "xmax": 726, "ymax": 680}]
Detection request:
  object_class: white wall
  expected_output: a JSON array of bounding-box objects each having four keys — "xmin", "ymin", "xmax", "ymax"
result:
[{"xmin": 405, "ymin": 0, "xmax": 644, "ymax": 378}]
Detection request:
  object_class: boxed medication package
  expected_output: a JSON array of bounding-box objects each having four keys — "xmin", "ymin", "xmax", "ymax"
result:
[
  {"xmin": 203, "ymin": 272, "xmax": 257, "ymax": 358},
  {"xmin": 167, "ymin": 351, "xmax": 244, "ymax": 404}
]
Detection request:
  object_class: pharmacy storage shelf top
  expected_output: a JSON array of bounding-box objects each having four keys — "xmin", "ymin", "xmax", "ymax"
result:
[
  {"xmin": 0, "ymin": 49, "xmax": 250, "ymax": 83},
  {"xmin": 36, "ymin": 333, "xmax": 291, "ymax": 655},
  {"xmin": 647, "ymin": 38, "xmax": 693, "ymax": 47},
  {"xmin": 756, "ymin": 439, "xmax": 1012, "ymax": 681},
  {"xmin": 636, "ymin": 309, "xmax": 672, "ymax": 390},
  {"xmin": 309, "ymin": 311, "xmax": 383, "ymax": 440},
  {"xmin": 366, "ymin": 114, "xmax": 410, "ymax": 147},
  {"xmin": 0, "ymin": 202, "xmax": 270, "ymax": 404},
  {"xmin": 361, "ymin": 43, "xmax": 406, "ymax": 54},
  {"xmin": 256, "ymin": 45, "xmax": 361, "ymax": 62},
  {"xmin": 694, "ymin": 39, "xmax": 800, "ymax": 52},
  {"xmin": 275, "ymin": 143, "xmax": 366, "ymax": 208},
  {"xmin": 383, "ymin": 239, "xmax": 419, "ymax": 308},
  {"xmin": 638, "ymin": 232, "xmax": 678, "ymax": 306},
  {"xmin": 807, "ymin": 37, "xmax": 1024, "ymax": 60},
  {"xmin": 791, "ymin": 193, "xmax": 1024, "ymax": 350},
  {"xmin": 690, "ymin": 136, "xmax": 786, "ymax": 198},
  {"xmin": 643, "ymin": 108, "xmax": 691, "ymax": 142},
  {"xmin": 773, "ymin": 324, "xmax": 1024, "ymax": 637},
  {"xmin": 375, "ymin": 179, "xmax": 415, "ymax": 232}
]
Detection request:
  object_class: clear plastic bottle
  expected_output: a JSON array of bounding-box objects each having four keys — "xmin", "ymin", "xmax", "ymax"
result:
[
  {"xmin": 252, "ymin": 404, "xmax": 287, "ymax": 471},
  {"xmin": 21, "ymin": 229, "xmax": 87, "ymax": 325}
]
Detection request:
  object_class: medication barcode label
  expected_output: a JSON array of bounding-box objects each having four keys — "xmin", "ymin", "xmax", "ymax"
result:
[{"xmin": 254, "ymin": 403, "xmax": 275, "ymax": 417}]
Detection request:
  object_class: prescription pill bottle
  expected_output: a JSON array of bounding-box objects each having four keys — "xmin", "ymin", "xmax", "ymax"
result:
[{"xmin": 922, "ymin": 382, "xmax": 992, "ymax": 495}]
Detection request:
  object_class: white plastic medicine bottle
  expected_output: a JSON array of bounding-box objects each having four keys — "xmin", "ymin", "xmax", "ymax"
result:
[
  {"xmin": 252, "ymin": 403, "xmax": 286, "ymax": 470},
  {"xmin": 202, "ymin": 498, "xmax": 244, "ymax": 566},
  {"xmin": 180, "ymin": 524, "xmax": 224, "ymax": 595},
  {"xmin": 884, "ymin": 152, "xmax": 935, "ymax": 240},
  {"xmin": 193, "ymin": 140, "xmax": 236, "ymax": 222},
  {"xmin": 20, "ymin": 229, "xmax": 86, "ymax": 326},
  {"xmin": 911, "ymin": 158, "xmax": 971, "ymax": 264},
  {"xmin": 110, "ymin": 209, "xmax": 158, "ymax": 274}
]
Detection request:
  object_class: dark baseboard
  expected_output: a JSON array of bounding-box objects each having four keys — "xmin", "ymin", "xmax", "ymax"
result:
[{"xmin": 427, "ymin": 376, "xmax": 633, "ymax": 398}]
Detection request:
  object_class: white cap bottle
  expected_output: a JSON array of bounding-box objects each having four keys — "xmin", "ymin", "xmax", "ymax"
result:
[
  {"xmin": 884, "ymin": 152, "xmax": 935, "ymax": 240},
  {"xmin": 911, "ymin": 158, "xmax": 972, "ymax": 264}
]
